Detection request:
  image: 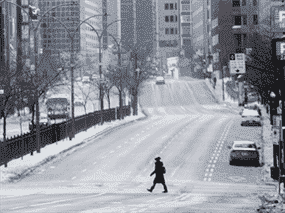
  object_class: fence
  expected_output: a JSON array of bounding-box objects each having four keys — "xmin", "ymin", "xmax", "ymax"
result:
[{"xmin": 0, "ymin": 105, "xmax": 131, "ymax": 167}]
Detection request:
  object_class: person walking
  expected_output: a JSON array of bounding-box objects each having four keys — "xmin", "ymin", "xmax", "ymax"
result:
[{"xmin": 147, "ymin": 157, "xmax": 168, "ymax": 193}]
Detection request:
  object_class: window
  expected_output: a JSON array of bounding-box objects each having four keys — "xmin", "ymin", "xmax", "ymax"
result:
[
  {"xmin": 170, "ymin": 3, "xmax": 174, "ymax": 10},
  {"xmin": 182, "ymin": 4, "xmax": 190, "ymax": 11},
  {"xmin": 170, "ymin": 15, "xmax": 174, "ymax": 22},
  {"xmin": 170, "ymin": 28, "xmax": 174, "ymax": 34},
  {"xmin": 243, "ymin": 15, "xmax": 247, "ymax": 25},
  {"xmin": 165, "ymin": 3, "xmax": 169, "ymax": 10},
  {"xmin": 234, "ymin": 33, "xmax": 247, "ymax": 46},
  {"xmin": 242, "ymin": 0, "xmax": 246, "ymax": 6},
  {"xmin": 165, "ymin": 16, "xmax": 169, "ymax": 22},
  {"xmin": 253, "ymin": 15, "xmax": 258, "ymax": 25},
  {"xmin": 234, "ymin": 16, "xmax": 242, "ymax": 25},
  {"xmin": 253, "ymin": 0, "xmax": 257, "ymax": 6},
  {"xmin": 175, "ymin": 15, "xmax": 178, "ymax": 22},
  {"xmin": 175, "ymin": 3, "xmax": 177, "ymax": 10},
  {"xmin": 212, "ymin": 34, "xmax": 219, "ymax": 46},
  {"xmin": 165, "ymin": 28, "xmax": 169, "ymax": 34},
  {"xmin": 181, "ymin": 15, "xmax": 190, "ymax": 23},
  {"xmin": 182, "ymin": 26, "xmax": 190, "ymax": 34},
  {"xmin": 175, "ymin": 28, "xmax": 178, "ymax": 34},
  {"xmin": 232, "ymin": 0, "xmax": 240, "ymax": 7}
]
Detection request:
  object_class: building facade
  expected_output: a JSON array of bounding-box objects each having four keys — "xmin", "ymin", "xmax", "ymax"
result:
[
  {"xmin": 121, "ymin": 0, "xmax": 156, "ymax": 67},
  {"xmin": 189, "ymin": 0, "xmax": 273, "ymax": 80}
]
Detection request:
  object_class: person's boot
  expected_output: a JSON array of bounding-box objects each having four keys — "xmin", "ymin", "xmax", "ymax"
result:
[
  {"xmin": 147, "ymin": 188, "xmax": 152, "ymax": 193},
  {"xmin": 163, "ymin": 185, "xmax": 168, "ymax": 193}
]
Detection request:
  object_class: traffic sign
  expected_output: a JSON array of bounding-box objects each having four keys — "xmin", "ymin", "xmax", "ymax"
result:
[
  {"xmin": 272, "ymin": 127, "xmax": 280, "ymax": 145},
  {"xmin": 229, "ymin": 53, "xmax": 245, "ymax": 74}
]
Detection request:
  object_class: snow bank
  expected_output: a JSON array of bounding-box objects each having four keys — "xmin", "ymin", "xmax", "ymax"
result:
[{"xmin": 0, "ymin": 105, "xmax": 146, "ymax": 183}]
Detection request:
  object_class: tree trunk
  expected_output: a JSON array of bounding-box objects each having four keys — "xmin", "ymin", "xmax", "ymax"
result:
[
  {"xmin": 31, "ymin": 103, "xmax": 35, "ymax": 127},
  {"xmin": 119, "ymin": 90, "xmax": 123, "ymax": 120},
  {"xmin": 3, "ymin": 110, "xmax": 7, "ymax": 167},
  {"xmin": 84, "ymin": 105, "xmax": 87, "ymax": 131}
]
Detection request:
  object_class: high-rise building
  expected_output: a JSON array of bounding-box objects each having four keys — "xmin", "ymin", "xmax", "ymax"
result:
[
  {"xmin": 121, "ymin": 0, "xmax": 156, "ymax": 62},
  {"xmin": 190, "ymin": 0, "xmax": 274, "ymax": 80},
  {"xmin": 157, "ymin": 0, "xmax": 180, "ymax": 66}
]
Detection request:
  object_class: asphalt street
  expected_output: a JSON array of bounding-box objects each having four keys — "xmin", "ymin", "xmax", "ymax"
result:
[{"xmin": 0, "ymin": 79, "xmax": 274, "ymax": 213}]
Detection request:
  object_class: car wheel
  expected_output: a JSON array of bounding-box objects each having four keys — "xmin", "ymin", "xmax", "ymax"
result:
[{"xmin": 229, "ymin": 160, "xmax": 234, "ymax": 165}]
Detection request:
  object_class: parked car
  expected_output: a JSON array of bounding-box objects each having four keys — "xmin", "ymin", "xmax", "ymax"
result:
[
  {"xmin": 241, "ymin": 108, "xmax": 261, "ymax": 126},
  {"xmin": 75, "ymin": 77, "xmax": 81, "ymax": 82},
  {"xmin": 156, "ymin": 76, "xmax": 165, "ymax": 84},
  {"xmin": 228, "ymin": 141, "xmax": 261, "ymax": 166},
  {"xmin": 29, "ymin": 114, "xmax": 51, "ymax": 131}
]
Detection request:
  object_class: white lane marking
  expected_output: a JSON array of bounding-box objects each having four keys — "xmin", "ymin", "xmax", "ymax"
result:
[
  {"xmin": 117, "ymin": 146, "xmax": 121, "ymax": 148},
  {"xmin": 181, "ymin": 106, "xmax": 186, "ymax": 111},
  {"xmin": 204, "ymin": 178, "xmax": 207, "ymax": 181},
  {"xmin": 210, "ymin": 168, "xmax": 214, "ymax": 172},
  {"xmin": 206, "ymin": 169, "xmax": 209, "ymax": 172},
  {"xmin": 162, "ymin": 135, "xmax": 168, "ymax": 139},
  {"xmin": 50, "ymin": 166, "xmax": 55, "ymax": 169},
  {"xmin": 131, "ymin": 138, "xmax": 134, "ymax": 140},
  {"xmin": 93, "ymin": 162, "xmax": 97, "ymax": 165},
  {"xmin": 82, "ymin": 169, "xmax": 87, "ymax": 172},
  {"xmin": 211, "ymin": 164, "xmax": 215, "ymax": 167},
  {"xmin": 208, "ymin": 178, "xmax": 211, "ymax": 181},
  {"xmin": 72, "ymin": 176, "xmax": 76, "ymax": 180},
  {"xmin": 209, "ymin": 173, "xmax": 212, "ymax": 177},
  {"xmin": 110, "ymin": 150, "xmax": 114, "ymax": 153},
  {"xmin": 125, "ymin": 141, "xmax": 128, "ymax": 144},
  {"xmin": 30, "ymin": 199, "xmax": 72, "ymax": 207},
  {"xmin": 205, "ymin": 173, "xmax": 208, "ymax": 176},
  {"xmin": 214, "ymin": 160, "xmax": 217, "ymax": 163}
]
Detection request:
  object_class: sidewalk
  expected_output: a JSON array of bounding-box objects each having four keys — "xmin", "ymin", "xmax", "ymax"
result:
[{"xmin": 0, "ymin": 105, "xmax": 147, "ymax": 184}]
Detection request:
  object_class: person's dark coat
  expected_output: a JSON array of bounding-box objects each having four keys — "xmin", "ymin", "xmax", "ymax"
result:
[{"xmin": 150, "ymin": 161, "xmax": 165, "ymax": 184}]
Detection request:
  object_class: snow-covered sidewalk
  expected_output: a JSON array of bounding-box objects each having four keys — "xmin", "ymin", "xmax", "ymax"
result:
[{"xmin": 0, "ymin": 106, "xmax": 146, "ymax": 184}]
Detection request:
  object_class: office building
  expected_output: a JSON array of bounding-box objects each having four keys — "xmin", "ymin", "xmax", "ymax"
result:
[
  {"xmin": 121, "ymin": 0, "xmax": 156, "ymax": 64},
  {"xmin": 190, "ymin": 0, "xmax": 274, "ymax": 80}
]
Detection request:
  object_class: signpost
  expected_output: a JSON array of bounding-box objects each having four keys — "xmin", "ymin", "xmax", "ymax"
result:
[{"xmin": 229, "ymin": 53, "xmax": 245, "ymax": 74}]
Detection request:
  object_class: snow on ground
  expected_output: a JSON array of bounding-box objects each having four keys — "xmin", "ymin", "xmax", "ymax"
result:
[{"xmin": 0, "ymin": 106, "xmax": 146, "ymax": 184}]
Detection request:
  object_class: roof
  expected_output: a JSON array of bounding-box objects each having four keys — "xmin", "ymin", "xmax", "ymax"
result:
[
  {"xmin": 241, "ymin": 109, "xmax": 259, "ymax": 117},
  {"xmin": 232, "ymin": 141, "xmax": 257, "ymax": 151},
  {"xmin": 233, "ymin": 141, "xmax": 255, "ymax": 144}
]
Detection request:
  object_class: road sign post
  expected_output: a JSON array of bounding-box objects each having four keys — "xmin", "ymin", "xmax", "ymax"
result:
[{"xmin": 229, "ymin": 53, "xmax": 246, "ymax": 75}]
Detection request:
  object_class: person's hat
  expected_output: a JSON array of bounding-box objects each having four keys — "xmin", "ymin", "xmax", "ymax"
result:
[{"xmin": 155, "ymin": 157, "xmax": 161, "ymax": 161}]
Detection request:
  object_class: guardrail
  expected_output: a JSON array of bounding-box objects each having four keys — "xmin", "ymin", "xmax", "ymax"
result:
[{"xmin": 0, "ymin": 105, "xmax": 131, "ymax": 167}]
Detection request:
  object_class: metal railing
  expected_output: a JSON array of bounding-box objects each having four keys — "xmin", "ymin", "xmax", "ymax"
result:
[{"xmin": 0, "ymin": 105, "xmax": 131, "ymax": 167}]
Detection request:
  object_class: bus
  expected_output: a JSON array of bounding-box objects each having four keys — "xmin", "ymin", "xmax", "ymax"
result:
[{"xmin": 46, "ymin": 95, "xmax": 70, "ymax": 120}]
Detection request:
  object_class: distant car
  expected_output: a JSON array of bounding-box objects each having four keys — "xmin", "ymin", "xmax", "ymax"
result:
[
  {"xmin": 228, "ymin": 141, "xmax": 261, "ymax": 166},
  {"xmin": 91, "ymin": 74, "xmax": 99, "ymax": 81},
  {"xmin": 241, "ymin": 108, "xmax": 261, "ymax": 126},
  {"xmin": 75, "ymin": 77, "xmax": 81, "ymax": 82},
  {"xmin": 82, "ymin": 76, "xmax": 90, "ymax": 84},
  {"xmin": 156, "ymin": 76, "xmax": 165, "ymax": 84},
  {"xmin": 74, "ymin": 98, "xmax": 84, "ymax": 106},
  {"xmin": 29, "ymin": 115, "xmax": 51, "ymax": 131}
]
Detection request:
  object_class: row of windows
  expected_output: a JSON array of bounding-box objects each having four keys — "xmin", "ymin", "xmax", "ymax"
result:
[
  {"xmin": 234, "ymin": 15, "xmax": 258, "ymax": 25},
  {"xmin": 165, "ymin": 28, "xmax": 178, "ymax": 35},
  {"xmin": 181, "ymin": 15, "xmax": 191, "ymax": 23},
  {"xmin": 165, "ymin": 15, "xmax": 178, "ymax": 22},
  {"xmin": 164, "ymin": 3, "xmax": 177, "ymax": 10},
  {"xmin": 232, "ymin": 0, "xmax": 258, "ymax": 7},
  {"xmin": 159, "ymin": 40, "xmax": 178, "ymax": 48}
]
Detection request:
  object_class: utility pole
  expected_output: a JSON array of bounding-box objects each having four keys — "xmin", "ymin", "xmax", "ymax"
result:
[{"xmin": 271, "ymin": 35, "xmax": 285, "ymax": 194}]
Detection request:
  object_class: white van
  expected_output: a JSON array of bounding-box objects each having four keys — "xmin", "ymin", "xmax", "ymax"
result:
[{"xmin": 241, "ymin": 109, "xmax": 261, "ymax": 126}]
